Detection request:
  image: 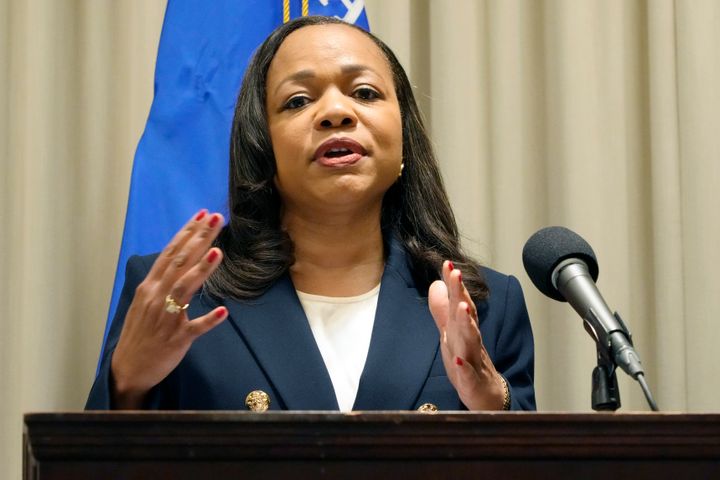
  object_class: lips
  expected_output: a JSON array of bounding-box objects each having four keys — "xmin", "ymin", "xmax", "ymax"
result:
[{"xmin": 313, "ymin": 137, "xmax": 367, "ymax": 167}]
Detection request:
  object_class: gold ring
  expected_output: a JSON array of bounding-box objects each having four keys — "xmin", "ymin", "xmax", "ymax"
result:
[{"xmin": 164, "ymin": 295, "xmax": 189, "ymax": 314}]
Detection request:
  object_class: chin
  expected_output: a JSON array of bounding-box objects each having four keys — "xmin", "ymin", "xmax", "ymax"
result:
[{"xmin": 316, "ymin": 185, "xmax": 386, "ymax": 214}]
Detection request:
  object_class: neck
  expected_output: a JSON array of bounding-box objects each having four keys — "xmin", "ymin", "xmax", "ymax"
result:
[{"xmin": 283, "ymin": 205, "xmax": 385, "ymax": 296}]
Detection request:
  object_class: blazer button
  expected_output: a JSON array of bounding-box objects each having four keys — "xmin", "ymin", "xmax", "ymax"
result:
[
  {"xmin": 245, "ymin": 390, "xmax": 271, "ymax": 412},
  {"xmin": 417, "ymin": 403, "xmax": 438, "ymax": 413}
]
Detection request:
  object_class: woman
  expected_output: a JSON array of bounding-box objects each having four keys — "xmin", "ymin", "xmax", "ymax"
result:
[{"xmin": 87, "ymin": 16, "xmax": 535, "ymax": 412}]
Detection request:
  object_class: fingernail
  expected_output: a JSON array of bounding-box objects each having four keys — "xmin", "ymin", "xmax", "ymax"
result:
[
  {"xmin": 466, "ymin": 305, "xmax": 471, "ymax": 315},
  {"xmin": 207, "ymin": 249, "xmax": 218, "ymax": 263},
  {"xmin": 209, "ymin": 214, "xmax": 220, "ymax": 228},
  {"xmin": 215, "ymin": 307, "xmax": 227, "ymax": 319},
  {"xmin": 455, "ymin": 356, "xmax": 464, "ymax": 366},
  {"xmin": 448, "ymin": 261, "xmax": 454, "ymax": 271},
  {"xmin": 458, "ymin": 272, "xmax": 463, "ymax": 283},
  {"xmin": 195, "ymin": 209, "xmax": 207, "ymax": 221}
]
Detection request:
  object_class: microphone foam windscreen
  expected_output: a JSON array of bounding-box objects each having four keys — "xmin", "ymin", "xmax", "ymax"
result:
[{"xmin": 522, "ymin": 226, "xmax": 599, "ymax": 302}]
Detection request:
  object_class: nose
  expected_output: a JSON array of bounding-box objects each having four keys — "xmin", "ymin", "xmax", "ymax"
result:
[{"xmin": 314, "ymin": 89, "xmax": 357, "ymax": 129}]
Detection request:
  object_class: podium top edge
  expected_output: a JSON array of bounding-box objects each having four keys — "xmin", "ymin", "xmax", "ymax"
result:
[{"xmin": 23, "ymin": 410, "xmax": 720, "ymax": 423}]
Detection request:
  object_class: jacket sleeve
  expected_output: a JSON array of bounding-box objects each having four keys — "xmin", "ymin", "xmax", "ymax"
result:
[
  {"xmin": 85, "ymin": 254, "xmax": 162, "ymax": 410},
  {"xmin": 494, "ymin": 275, "xmax": 536, "ymax": 411}
]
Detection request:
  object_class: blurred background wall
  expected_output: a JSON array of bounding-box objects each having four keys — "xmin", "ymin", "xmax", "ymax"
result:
[{"xmin": 1, "ymin": 1, "xmax": 719, "ymax": 478}]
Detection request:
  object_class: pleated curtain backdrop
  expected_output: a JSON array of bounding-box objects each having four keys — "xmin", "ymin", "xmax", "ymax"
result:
[
  {"xmin": 1, "ymin": 1, "xmax": 719, "ymax": 478},
  {"xmin": 0, "ymin": 1, "xmax": 167, "ymax": 477}
]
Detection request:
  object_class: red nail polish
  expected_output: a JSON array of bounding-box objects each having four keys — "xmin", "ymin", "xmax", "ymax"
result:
[
  {"xmin": 209, "ymin": 214, "xmax": 220, "ymax": 228},
  {"xmin": 207, "ymin": 250, "xmax": 218, "ymax": 263},
  {"xmin": 448, "ymin": 261, "xmax": 454, "ymax": 271},
  {"xmin": 455, "ymin": 357, "xmax": 464, "ymax": 366},
  {"xmin": 195, "ymin": 210, "xmax": 206, "ymax": 221},
  {"xmin": 458, "ymin": 272, "xmax": 463, "ymax": 283},
  {"xmin": 215, "ymin": 307, "xmax": 227, "ymax": 319},
  {"xmin": 466, "ymin": 305, "xmax": 471, "ymax": 315}
]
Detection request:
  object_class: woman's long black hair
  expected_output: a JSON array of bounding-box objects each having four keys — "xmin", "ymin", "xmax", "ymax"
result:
[{"xmin": 206, "ymin": 16, "xmax": 488, "ymax": 301}]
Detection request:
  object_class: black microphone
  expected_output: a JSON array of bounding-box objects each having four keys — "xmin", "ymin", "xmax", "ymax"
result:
[{"xmin": 522, "ymin": 226, "xmax": 645, "ymax": 379}]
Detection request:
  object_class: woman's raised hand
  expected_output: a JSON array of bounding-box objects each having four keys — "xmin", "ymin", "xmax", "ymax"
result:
[
  {"xmin": 428, "ymin": 261, "xmax": 507, "ymax": 410},
  {"xmin": 110, "ymin": 210, "xmax": 228, "ymax": 409}
]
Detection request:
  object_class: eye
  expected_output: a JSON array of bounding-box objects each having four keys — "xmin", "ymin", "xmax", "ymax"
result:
[
  {"xmin": 353, "ymin": 87, "xmax": 380, "ymax": 101},
  {"xmin": 283, "ymin": 95, "xmax": 310, "ymax": 110}
]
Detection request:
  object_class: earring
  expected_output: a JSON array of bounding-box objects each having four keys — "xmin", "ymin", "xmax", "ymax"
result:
[{"xmin": 398, "ymin": 163, "xmax": 405, "ymax": 177}]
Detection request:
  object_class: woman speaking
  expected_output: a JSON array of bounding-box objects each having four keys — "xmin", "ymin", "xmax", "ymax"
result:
[{"xmin": 86, "ymin": 16, "xmax": 536, "ymax": 412}]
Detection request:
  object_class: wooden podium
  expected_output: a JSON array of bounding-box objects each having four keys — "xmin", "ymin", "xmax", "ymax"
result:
[{"xmin": 24, "ymin": 412, "xmax": 720, "ymax": 479}]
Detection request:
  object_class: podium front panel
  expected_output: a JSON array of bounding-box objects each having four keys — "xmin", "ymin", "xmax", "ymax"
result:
[{"xmin": 23, "ymin": 412, "xmax": 720, "ymax": 479}]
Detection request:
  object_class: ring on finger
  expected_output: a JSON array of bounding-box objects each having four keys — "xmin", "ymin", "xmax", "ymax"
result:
[{"xmin": 164, "ymin": 294, "xmax": 189, "ymax": 314}]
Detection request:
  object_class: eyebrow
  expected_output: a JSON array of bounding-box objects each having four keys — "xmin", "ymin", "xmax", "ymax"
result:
[{"xmin": 272, "ymin": 64, "xmax": 380, "ymax": 96}]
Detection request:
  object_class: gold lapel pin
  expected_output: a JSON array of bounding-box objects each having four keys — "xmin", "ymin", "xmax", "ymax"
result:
[
  {"xmin": 417, "ymin": 403, "xmax": 438, "ymax": 413},
  {"xmin": 245, "ymin": 390, "xmax": 271, "ymax": 412}
]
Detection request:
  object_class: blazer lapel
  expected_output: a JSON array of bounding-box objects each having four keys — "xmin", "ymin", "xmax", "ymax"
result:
[
  {"xmin": 353, "ymin": 240, "xmax": 440, "ymax": 410},
  {"xmin": 223, "ymin": 275, "xmax": 339, "ymax": 410}
]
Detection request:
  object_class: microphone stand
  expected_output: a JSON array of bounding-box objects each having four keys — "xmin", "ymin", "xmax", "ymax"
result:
[
  {"xmin": 584, "ymin": 309, "xmax": 659, "ymax": 412},
  {"xmin": 591, "ymin": 341, "xmax": 621, "ymax": 411},
  {"xmin": 583, "ymin": 313, "xmax": 620, "ymax": 411}
]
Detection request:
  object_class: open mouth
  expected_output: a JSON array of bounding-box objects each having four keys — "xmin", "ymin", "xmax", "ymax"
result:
[
  {"xmin": 314, "ymin": 137, "xmax": 367, "ymax": 167},
  {"xmin": 325, "ymin": 147, "xmax": 354, "ymax": 158}
]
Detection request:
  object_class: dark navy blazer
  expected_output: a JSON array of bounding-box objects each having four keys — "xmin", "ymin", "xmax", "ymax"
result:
[{"xmin": 86, "ymin": 240, "xmax": 536, "ymax": 411}]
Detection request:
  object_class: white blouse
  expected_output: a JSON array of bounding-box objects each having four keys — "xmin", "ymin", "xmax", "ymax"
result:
[{"xmin": 296, "ymin": 284, "xmax": 380, "ymax": 412}]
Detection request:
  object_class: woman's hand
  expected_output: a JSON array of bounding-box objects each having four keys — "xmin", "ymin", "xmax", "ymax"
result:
[
  {"xmin": 428, "ymin": 261, "xmax": 507, "ymax": 410},
  {"xmin": 110, "ymin": 210, "xmax": 228, "ymax": 409}
]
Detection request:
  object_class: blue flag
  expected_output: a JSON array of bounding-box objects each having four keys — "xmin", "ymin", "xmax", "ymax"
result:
[{"xmin": 99, "ymin": 0, "xmax": 369, "ymax": 366}]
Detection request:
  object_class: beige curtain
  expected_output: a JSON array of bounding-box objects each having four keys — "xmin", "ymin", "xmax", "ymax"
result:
[
  {"xmin": 0, "ymin": 1, "xmax": 167, "ymax": 477},
  {"xmin": 2, "ymin": 0, "xmax": 718, "ymax": 477}
]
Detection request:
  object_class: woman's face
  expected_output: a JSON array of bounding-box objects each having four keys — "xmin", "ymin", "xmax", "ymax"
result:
[{"xmin": 265, "ymin": 24, "xmax": 403, "ymax": 218}]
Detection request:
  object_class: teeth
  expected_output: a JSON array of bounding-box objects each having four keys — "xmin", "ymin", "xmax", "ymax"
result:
[{"xmin": 328, "ymin": 148, "xmax": 350, "ymax": 153}]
